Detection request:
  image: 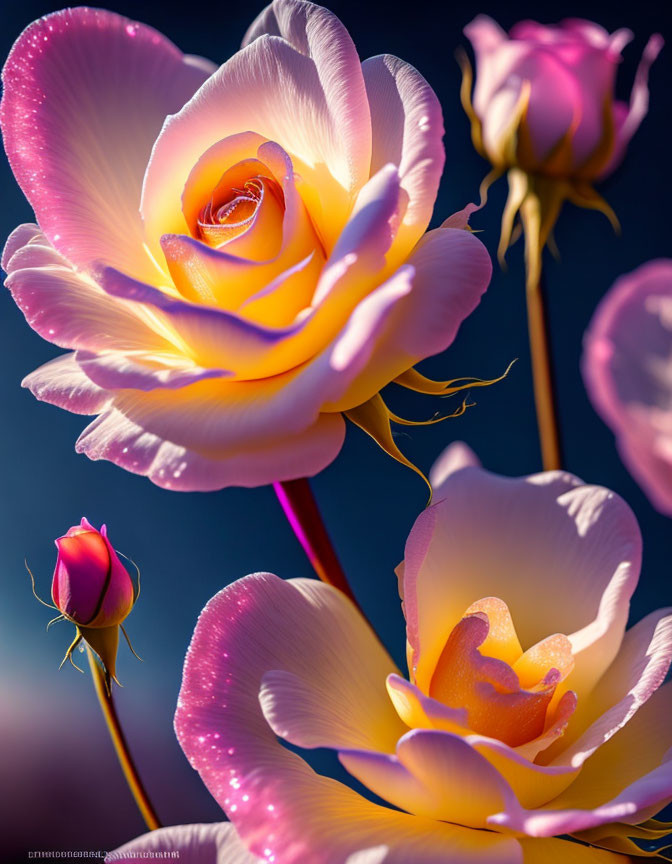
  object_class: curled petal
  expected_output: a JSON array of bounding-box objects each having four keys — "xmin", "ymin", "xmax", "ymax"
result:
[
  {"xmin": 4, "ymin": 226, "xmax": 171, "ymax": 353},
  {"xmin": 599, "ymin": 34, "xmax": 664, "ymax": 178},
  {"xmin": 545, "ymin": 608, "xmax": 672, "ymax": 768},
  {"xmin": 23, "ymin": 354, "xmax": 109, "ymax": 415},
  {"xmin": 107, "ymin": 822, "xmax": 259, "ymax": 863},
  {"xmin": 362, "ymin": 54, "xmax": 444, "ymax": 259},
  {"xmin": 339, "ymin": 729, "xmax": 512, "ymax": 827},
  {"xmin": 75, "ymin": 407, "xmax": 346, "ymax": 491},
  {"xmin": 489, "ymin": 683, "xmax": 672, "ymax": 837}
]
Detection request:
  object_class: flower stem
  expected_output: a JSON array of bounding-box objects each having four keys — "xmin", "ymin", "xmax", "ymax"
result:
[
  {"xmin": 273, "ymin": 478, "xmax": 359, "ymax": 607},
  {"xmin": 521, "ymin": 193, "xmax": 563, "ymax": 471},
  {"xmin": 86, "ymin": 646, "xmax": 161, "ymax": 831}
]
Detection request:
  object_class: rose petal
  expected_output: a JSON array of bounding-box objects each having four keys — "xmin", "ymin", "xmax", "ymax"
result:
[
  {"xmin": 322, "ymin": 225, "xmax": 491, "ymax": 412},
  {"xmin": 489, "ymin": 683, "xmax": 672, "ymax": 837},
  {"xmin": 74, "ymin": 350, "xmax": 231, "ymax": 392},
  {"xmin": 583, "ymin": 259, "xmax": 672, "ymax": 515},
  {"xmin": 4, "ymin": 227, "xmax": 171, "ymax": 353},
  {"xmin": 339, "ymin": 729, "xmax": 512, "ymax": 827},
  {"xmin": 362, "ymin": 54, "xmax": 444, "ymax": 258},
  {"xmin": 53, "ymin": 530, "xmax": 110, "ymax": 622},
  {"xmin": 23, "ymin": 353, "xmax": 110, "ymax": 415},
  {"xmin": 545, "ymin": 608, "xmax": 672, "ymax": 768},
  {"xmin": 107, "ymin": 822, "xmax": 259, "ymax": 863},
  {"xmin": 429, "ymin": 441, "xmax": 481, "ymax": 500},
  {"xmin": 518, "ymin": 837, "xmax": 630, "ymax": 863},
  {"xmin": 166, "ymin": 140, "xmax": 324, "ymax": 323},
  {"xmin": 1, "ymin": 8, "xmax": 214, "ymax": 281},
  {"xmin": 599, "ymin": 34, "xmax": 664, "ymax": 178},
  {"xmin": 92, "ymin": 267, "xmax": 426, "ymax": 455},
  {"xmin": 75, "ymin": 408, "xmax": 346, "ymax": 491}
]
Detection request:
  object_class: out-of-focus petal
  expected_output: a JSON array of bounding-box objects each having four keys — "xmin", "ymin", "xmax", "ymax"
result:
[
  {"xmin": 143, "ymin": 0, "xmax": 371, "ymax": 258},
  {"xmin": 401, "ymin": 466, "xmax": 641, "ymax": 706},
  {"xmin": 0, "ymin": 8, "xmax": 214, "ymax": 281},
  {"xmin": 175, "ymin": 573, "xmax": 524, "ymax": 864},
  {"xmin": 519, "ymin": 837, "xmax": 631, "ymax": 863},
  {"xmin": 599, "ymin": 34, "xmax": 664, "ymax": 178},
  {"xmin": 362, "ymin": 54, "xmax": 444, "ymax": 259},
  {"xmin": 583, "ymin": 259, "xmax": 672, "ymax": 515},
  {"xmin": 107, "ymin": 822, "xmax": 259, "ymax": 863}
]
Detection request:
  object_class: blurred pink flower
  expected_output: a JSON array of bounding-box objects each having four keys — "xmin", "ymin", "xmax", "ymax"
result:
[
  {"xmin": 115, "ymin": 443, "xmax": 672, "ymax": 862},
  {"xmin": 460, "ymin": 16, "xmax": 663, "ymax": 275},
  {"xmin": 583, "ymin": 260, "xmax": 672, "ymax": 516},
  {"xmin": 1, "ymin": 1, "xmax": 491, "ymax": 491},
  {"xmin": 464, "ymin": 16, "xmax": 663, "ymax": 180}
]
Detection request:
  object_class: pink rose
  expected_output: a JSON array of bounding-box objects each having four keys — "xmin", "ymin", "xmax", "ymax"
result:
[
  {"xmin": 464, "ymin": 15, "xmax": 663, "ymax": 178},
  {"xmin": 1, "ymin": 1, "xmax": 491, "ymax": 492},
  {"xmin": 53, "ymin": 518, "xmax": 134, "ymax": 629},
  {"xmin": 50, "ymin": 517, "xmax": 136, "ymax": 682},
  {"xmin": 583, "ymin": 259, "xmax": 672, "ymax": 516},
  {"xmin": 114, "ymin": 444, "xmax": 672, "ymax": 862}
]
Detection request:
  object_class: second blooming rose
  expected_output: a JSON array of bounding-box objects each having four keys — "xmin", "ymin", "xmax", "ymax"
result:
[
  {"xmin": 113, "ymin": 444, "xmax": 672, "ymax": 862},
  {"xmin": 1, "ymin": 0, "xmax": 493, "ymax": 491}
]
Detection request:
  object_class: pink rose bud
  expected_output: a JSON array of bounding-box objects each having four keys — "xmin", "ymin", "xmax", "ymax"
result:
[
  {"xmin": 462, "ymin": 16, "xmax": 663, "ymax": 180},
  {"xmin": 52, "ymin": 517, "xmax": 135, "ymax": 628},
  {"xmin": 44, "ymin": 517, "xmax": 139, "ymax": 686}
]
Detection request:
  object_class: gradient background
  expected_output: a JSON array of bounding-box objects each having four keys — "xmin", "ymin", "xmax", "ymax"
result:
[{"xmin": 0, "ymin": 0, "xmax": 671, "ymax": 859}]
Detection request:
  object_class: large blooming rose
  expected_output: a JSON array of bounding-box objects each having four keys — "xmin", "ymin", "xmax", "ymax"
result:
[
  {"xmin": 113, "ymin": 443, "xmax": 672, "ymax": 862},
  {"xmin": 1, "ymin": 1, "xmax": 491, "ymax": 491},
  {"xmin": 583, "ymin": 260, "xmax": 672, "ymax": 517}
]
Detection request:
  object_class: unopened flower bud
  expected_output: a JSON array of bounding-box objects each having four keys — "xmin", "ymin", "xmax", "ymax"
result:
[
  {"xmin": 32, "ymin": 517, "xmax": 140, "ymax": 687},
  {"xmin": 53, "ymin": 517, "xmax": 134, "ymax": 628}
]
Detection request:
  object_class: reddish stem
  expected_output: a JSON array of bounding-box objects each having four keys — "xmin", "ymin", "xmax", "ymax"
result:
[{"xmin": 273, "ymin": 478, "xmax": 359, "ymax": 607}]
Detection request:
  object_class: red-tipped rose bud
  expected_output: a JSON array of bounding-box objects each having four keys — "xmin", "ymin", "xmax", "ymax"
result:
[
  {"xmin": 37, "ymin": 517, "xmax": 139, "ymax": 687},
  {"xmin": 53, "ymin": 517, "xmax": 134, "ymax": 628}
]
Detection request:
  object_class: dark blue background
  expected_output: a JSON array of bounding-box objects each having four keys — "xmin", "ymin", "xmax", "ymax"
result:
[{"xmin": 1, "ymin": 0, "xmax": 670, "ymax": 858}]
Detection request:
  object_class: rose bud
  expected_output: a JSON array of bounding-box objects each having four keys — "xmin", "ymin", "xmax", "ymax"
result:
[
  {"xmin": 50, "ymin": 518, "xmax": 138, "ymax": 686},
  {"xmin": 459, "ymin": 16, "xmax": 663, "ymax": 265}
]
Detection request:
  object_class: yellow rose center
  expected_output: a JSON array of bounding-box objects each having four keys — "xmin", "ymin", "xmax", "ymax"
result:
[{"xmin": 428, "ymin": 597, "xmax": 575, "ymax": 747}]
